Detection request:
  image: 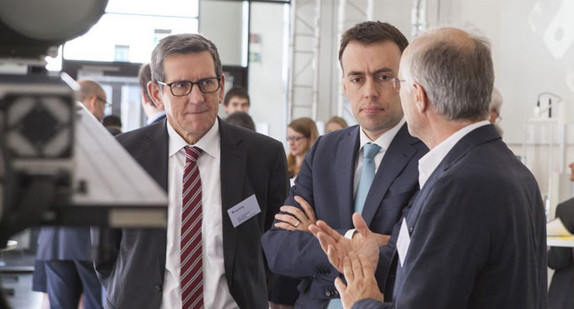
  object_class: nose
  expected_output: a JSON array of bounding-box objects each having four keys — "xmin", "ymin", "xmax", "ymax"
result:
[
  {"xmin": 187, "ymin": 84, "xmax": 206, "ymax": 104},
  {"xmin": 363, "ymin": 77, "xmax": 379, "ymax": 100}
]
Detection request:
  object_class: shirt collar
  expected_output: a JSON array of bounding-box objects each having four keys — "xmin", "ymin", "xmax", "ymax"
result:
[
  {"xmin": 146, "ymin": 111, "xmax": 166, "ymax": 125},
  {"xmin": 418, "ymin": 120, "xmax": 490, "ymax": 189},
  {"xmin": 358, "ymin": 117, "xmax": 405, "ymax": 152},
  {"xmin": 167, "ymin": 119, "xmax": 220, "ymax": 159}
]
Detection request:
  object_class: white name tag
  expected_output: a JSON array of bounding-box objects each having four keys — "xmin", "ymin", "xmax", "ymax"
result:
[
  {"xmin": 397, "ymin": 218, "xmax": 411, "ymax": 268},
  {"xmin": 227, "ymin": 194, "xmax": 261, "ymax": 228}
]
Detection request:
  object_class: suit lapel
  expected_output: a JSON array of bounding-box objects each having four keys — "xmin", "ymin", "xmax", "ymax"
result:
[
  {"xmin": 362, "ymin": 124, "xmax": 417, "ymax": 225},
  {"xmin": 141, "ymin": 120, "xmax": 169, "ymax": 192},
  {"xmin": 337, "ymin": 127, "xmax": 360, "ymax": 228},
  {"xmin": 218, "ymin": 119, "xmax": 246, "ymax": 285}
]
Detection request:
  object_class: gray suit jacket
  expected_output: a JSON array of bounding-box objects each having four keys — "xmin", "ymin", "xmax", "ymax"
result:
[
  {"xmin": 94, "ymin": 118, "xmax": 289, "ymax": 309},
  {"xmin": 357, "ymin": 125, "xmax": 547, "ymax": 309},
  {"xmin": 262, "ymin": 124, "xmax": 427, "ymax": 308}
]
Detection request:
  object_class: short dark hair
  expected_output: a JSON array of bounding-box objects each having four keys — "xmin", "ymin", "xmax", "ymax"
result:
[
  {"xmin": 223, "ymin": 86, "xmax": 250, "ymax": 107},
  {"xmin": 138, "ymin": 63, "xmax": 153, "ymax": 106},
  {"xmin": 339, "ymin": 21, "xmax": 409, "ymax": 65},
  {"xmin": 151, "ymin": 33, "xmax": 222, "ymax": 84},
  {"xmin": 225, "ymin": 111, "xmax": 256, "ymax": 131},
  {"xmin": 102, "ymin": 114, "xmax": 122, "ymax": 127}
]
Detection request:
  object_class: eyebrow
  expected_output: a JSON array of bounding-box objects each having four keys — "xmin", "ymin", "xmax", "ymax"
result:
[{"xmin": 347, "ymin": 67, "xmax": 395, "ymax": 77}]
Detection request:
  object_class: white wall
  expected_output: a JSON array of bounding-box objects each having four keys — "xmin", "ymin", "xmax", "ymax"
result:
[{"xmin": 248, "ymin": 3, "xmax": 290, "ymax": 142}]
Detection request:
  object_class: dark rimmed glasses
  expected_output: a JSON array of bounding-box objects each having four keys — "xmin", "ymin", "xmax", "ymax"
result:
[{"xmin": 157, "ymin": 77, "xmax": 221, "ymax": 96}]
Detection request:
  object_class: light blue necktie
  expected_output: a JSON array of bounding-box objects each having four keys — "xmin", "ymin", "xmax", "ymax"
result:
[
  {"xmin": 328, "ymin": 143, "xmax": 381, "ymax": 309},
  {"xmin": 354, "ymin": 143, "xmax": 381, "ymax": 214}
]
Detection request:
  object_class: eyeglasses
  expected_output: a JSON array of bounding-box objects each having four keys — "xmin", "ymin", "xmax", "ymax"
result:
[
  {"xmin": 287, "ymin": 136, "xmax": 307, "ymax": 142},
  {"xmin": 157, "ymin": 77, "xmax": 221, "ymax": 96},
  {"xmin": 96, "ymin": 96, "xmax": 111, "ymax": 108},
  {"xmin": 391, "ymin": 78, "xmax": 406, "ymax": 92}
]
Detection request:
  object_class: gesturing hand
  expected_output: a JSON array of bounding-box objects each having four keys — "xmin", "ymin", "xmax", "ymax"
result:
[
  {"xmin": 274, "ymin": 196, "xmax": 316, "ymax": 233},
  {"xmin": 335, "ymin": 252, "xmax": 384, "ymax": 309},
  {"xmin": 309, "ymin": 213, "xmax": 380, "ymax": 273}
]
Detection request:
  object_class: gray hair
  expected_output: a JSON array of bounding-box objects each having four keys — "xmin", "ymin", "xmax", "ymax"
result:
[
  {"xmin": 150, "ymin": 33, "xmax": 222, "ymax": 83},
  {"xmin": 489, "ymin": 87, "xmax": 503, "ymax": 114},
  {"xmin": 403, "ymin": 28, "xmax": 494, "ymax": 120}
]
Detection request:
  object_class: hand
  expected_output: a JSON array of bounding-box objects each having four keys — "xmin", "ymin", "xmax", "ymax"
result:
[
  {"xmin": 274, "ymin": 196, "xmax": 316, "ymax": 233},
  {"xmin": 335, "ymin": 252, "xmax": 384, "ymax": 309},
  {"xmin": 309, "ymin": 213, "xmax": 380, "ymax": 273}
]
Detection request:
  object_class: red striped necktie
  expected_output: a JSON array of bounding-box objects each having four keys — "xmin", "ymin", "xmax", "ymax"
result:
[{"xmin": 181, "ymin": 146, "xmax": 203, "ymax": 309}]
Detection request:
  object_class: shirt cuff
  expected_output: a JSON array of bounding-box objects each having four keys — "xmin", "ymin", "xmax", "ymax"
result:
[{"xmin": 344, "ymin": 229, "xmax": 356, "ymax": 239}]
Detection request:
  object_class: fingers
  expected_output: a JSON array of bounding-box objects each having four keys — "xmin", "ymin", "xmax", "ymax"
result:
[
  {"xmin": 279, "ymin": 205, "xmax": 307, "ymax": 222},
  {"xmin": 274, "ymin": 221, "xmax": 296, "ymax": 231},
  {"xmin": 316, "ymin": 220, "xmax": 343, "ymax": 242},
  {"xmin": 295, "ymin": 195, "xmax": 316, "ymax": 222},
  {"xmin": 352, "ymin": 213, "xmax": 371, "ymax": 236},
  {"xmin": 334, "ymin": 277, "xmax": 347, "ymax": 296},
  {"xmin": 316, "ymin": 231, "xmax": 336, "ymax": 254},
  {"xmin": 342, "ymin": 255, "xmax": 355, "ymax": 282},
  {"xmin": 359, "ymin": 254, "xmax": 374, "ymax": 277},
  {"xmin": 275, "ymin": 213, "xmax": 300, "ymax": 227}
]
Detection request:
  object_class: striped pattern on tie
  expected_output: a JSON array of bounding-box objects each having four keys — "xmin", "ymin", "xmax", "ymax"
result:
[{"xmin": 181, "ymin": 146, "xmax": 203, "ymax": 309}]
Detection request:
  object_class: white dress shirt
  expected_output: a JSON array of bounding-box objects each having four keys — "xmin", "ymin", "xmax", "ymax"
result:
[
  {"xmin": 418, "ymin": 120, "xmax": 490, "ymax": 189},
  {"xmin": 146, "ymin": 111, "xmax": 166, "ymax": 125},
  {"xmin": 161, "ymin": 120, "xmax": 238, "ymax": 309},
  {"xmin": 345, "ymin": 118, "xmax": 406, "ymax": 238}
]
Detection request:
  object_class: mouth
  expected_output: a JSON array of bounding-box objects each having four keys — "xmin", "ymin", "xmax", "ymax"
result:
[{"xmin": 360, "ymin": 105, "xmax": 384, "ymax": 114}]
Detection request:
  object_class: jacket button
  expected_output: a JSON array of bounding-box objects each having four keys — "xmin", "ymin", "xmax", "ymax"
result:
[
  {"xmin": 155, "ymin": 283, "xmax": 162, "ymax": 292},
  {"xmin": 325, "ymin": 290, "xmax": 332, "ymax": 297}
]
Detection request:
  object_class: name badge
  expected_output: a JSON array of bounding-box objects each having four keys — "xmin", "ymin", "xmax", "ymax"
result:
[
  {"xmin": 397, "ymin": 218, "xmax": 411, "ymax": 268},
  {"xmin": 227, "ymin": 194, "xmax": 261, "ymax": 228}
]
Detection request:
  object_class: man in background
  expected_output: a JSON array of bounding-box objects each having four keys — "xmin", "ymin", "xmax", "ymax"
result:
[
  {"xmin": 139, "ymin": 63, "xmax": 166, "ymax": 125},
  {"xmin": 223, "ymin": 86, "xmax": 250, "ymax": 116},
  {"xmin": 77, "ymin": 79, "xmax": 108, "ymax": 121},
  {"xmin": 34, "ymin": 79, "xmax": 106, "ymax": 309}
]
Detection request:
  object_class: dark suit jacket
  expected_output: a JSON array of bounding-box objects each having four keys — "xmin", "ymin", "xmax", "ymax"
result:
[
  {"xmin": 261, "ymin": 124, "xmax": 427, "ymax": 308},
  {"xmin": 548, "ymin": 199, "xmax": 574, "ymax": 309},
  {"xmin": 358, "ymin": 125, "xmax": 547, "ymax": 309},
  {"xmin": 94, "ymin": 118, "xmax": 289, "ymax": 309}
]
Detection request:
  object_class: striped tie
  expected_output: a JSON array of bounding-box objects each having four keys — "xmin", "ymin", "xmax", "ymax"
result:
[{"xmin": 181, "ymin": 146, "xmax": 203, "ymax": 309}]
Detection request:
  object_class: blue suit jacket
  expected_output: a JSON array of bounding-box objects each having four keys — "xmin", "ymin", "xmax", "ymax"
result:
[
  {"xmin": 356, "ymin": 125, "xmax": 547, "ymax": 309},
  {"xmin": 262, "ymin": 124, "xmax": 427, "ymax": 308},
  {"xmin": 94, "ymin": 118, "xmax": 289, "ymax": 309},
  {"xmin": 36, "ymin": 227, "xmax": 92, "ymax": 261},
  {"xmin": 548, "ymin": 198, "xmax": 574, "ymax": 309}
]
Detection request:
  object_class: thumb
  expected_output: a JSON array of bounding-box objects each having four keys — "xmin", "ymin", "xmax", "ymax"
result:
[{"xmin": 352, "ymin": 212, "xmax": 371, "ymax": 235}]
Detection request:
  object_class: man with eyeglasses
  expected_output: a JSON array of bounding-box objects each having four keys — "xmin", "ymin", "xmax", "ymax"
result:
[
  {"xmin": 262, "ymin": 21, "xmax": 428, "ymax": 308},
  {"xmin": 77, "ymin": 79, "xmax": 109, "ymax": 121},
  {"xmin": 94, "ymin": 33, "xmax": 289, "ymax": 308}
]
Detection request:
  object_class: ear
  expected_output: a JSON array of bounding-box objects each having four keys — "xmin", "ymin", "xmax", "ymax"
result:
[
  {"xmin": 148, "ymin": 81, "xmax": 163, "ymax": 109},
  {"xmin": 218, "ymin": 74, "xmax": 226, "ymax": 104},
  {"xmin": 413, "ymin": 82, "xmax": 429, "ymax": 114}
]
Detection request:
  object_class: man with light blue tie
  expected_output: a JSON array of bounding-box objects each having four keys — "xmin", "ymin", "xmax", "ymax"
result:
[{"xmin": 261, "ymin": 21, "xmax": 428, "ymax": 308}]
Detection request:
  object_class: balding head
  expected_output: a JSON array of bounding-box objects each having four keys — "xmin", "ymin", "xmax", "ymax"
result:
[
  {"xmin": 77, "ymin": 79, "xmax": 107, "ymax": 121},
  {"xmin": 400, "ymin": 27, "xmax": 494, "ymax": 121}
]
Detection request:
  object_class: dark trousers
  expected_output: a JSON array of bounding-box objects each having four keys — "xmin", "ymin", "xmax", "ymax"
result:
[{"xmin": 45, "ymin": 260, "xmax": 102, "ymax": 309}]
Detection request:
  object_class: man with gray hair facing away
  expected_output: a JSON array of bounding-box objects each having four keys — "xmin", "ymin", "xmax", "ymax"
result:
[{"xmin": 310, "ymin": 27, "xmax": 547, "ymax": 309}]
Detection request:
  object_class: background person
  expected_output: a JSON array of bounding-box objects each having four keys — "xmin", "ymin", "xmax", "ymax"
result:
[
  {"xmin": 325, "ymin": 116, "xmax": 348, "ymax": 133},
  {"xmin": 286, "ymin": 117, "xmax": 319, "ymax": 180},
  {"xmin": 223, "ymin": 86, "xmax": 250, "ymax": 116},
  {"xmin": 139, "ymin": 63, "xmax": 166, "ymax": 125}
]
